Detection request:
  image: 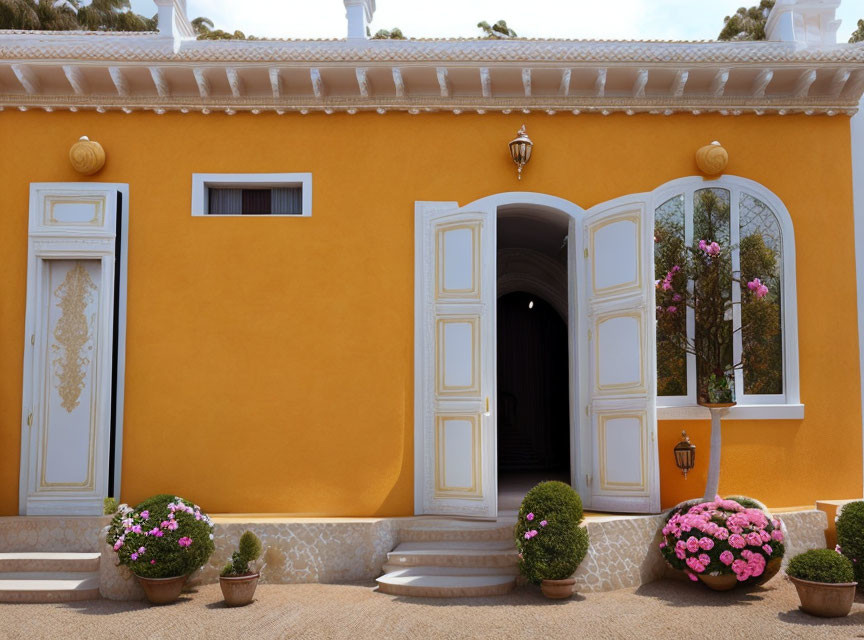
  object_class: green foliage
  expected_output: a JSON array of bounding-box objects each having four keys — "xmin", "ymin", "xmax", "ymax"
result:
[
  {"xmin": 477, "ymin": 20, "xmax": 516, "ymax": 39},
  {"xmin": 655, "ymin": 200, "xmax": 688, "ymax": 396},
  {"xmin": 103, "ymin": 496, "xmax": 118, "ymax": 515},
  {"xmin": 787, "ymin": 549, "xmax": 855, "ymax": 584},
  {"xmin": 836, "ymin": 501, "xmax": 864, "ymax": 583},
  {"xmin": 105, "ymin": 494, "xmax": 215, "ymax": 579},
  {"xmin": 197, "ymin": 28, "xmax": 258, "ymax": 41},
  {"xmin": 221, "ymin": 530, "xmax": 263, "ymax": 577},
  {"xmin": 372, "ymin": 27, "xmax": 405, "ymax": 40},
  {"xmin": 718, "ymin": 1, "xmax": 775, "ymax": 41},
  {"xmin": 0, "ymin": 0, "xmax": 158, "ymax": 31},
  {"xmin": 850, "ymin": 19, "xmax": 864, "ymax": 43},
  {"xmin": 514, "ymin": 481, "xmax": 588, "ymax": 584}
]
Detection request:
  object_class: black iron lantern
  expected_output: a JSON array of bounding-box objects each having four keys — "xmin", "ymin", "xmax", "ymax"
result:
[{"xmin": 674, "ymin": 431, "xmax": 696, "ymax": 478}]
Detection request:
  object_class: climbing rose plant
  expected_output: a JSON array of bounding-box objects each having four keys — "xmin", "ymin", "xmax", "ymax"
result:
[
  {"xmin": 106, "ymin": 494, "xmax": 215, "ymax": 579},
  {"xmin": 659, "ymin": 496, "xmax": 785, "ymax": 583}
]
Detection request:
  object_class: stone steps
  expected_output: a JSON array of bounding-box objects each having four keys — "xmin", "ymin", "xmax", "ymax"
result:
[
  {"xmin": 0, "ymin": 552, "xmax": 101, "ymax": 573},
  {"xmin": 0, "ymin": 553, "xmax": 102, "ymax": 603},
  {"xmin": 377, "ymin": 523, "xmax": 520, "ymax": 598},
  {"xmin": 376, "ymin": 569, "xmax": 515, "ymax": 598}
]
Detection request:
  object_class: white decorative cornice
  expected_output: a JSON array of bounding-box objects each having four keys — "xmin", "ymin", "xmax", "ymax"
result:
[{"xmin": 0, "ymin": 32, "xmax": 862, "ymax": 115}]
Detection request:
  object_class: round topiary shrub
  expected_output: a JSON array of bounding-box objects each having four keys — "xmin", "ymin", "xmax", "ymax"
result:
[
  {"xmin": 836, "ymin": 501, "xmax": 864, "ymax": 584},
  {"xmin": 787, "ymin": 549, "xmax": 855, "ymax": 584},
  {"xmin": 514, "ymin": 481, "xmax": 589, "ymax": 584},
  {"xmin": 105, "ymin": 494, "xmax": 215, "ymax": 579}
]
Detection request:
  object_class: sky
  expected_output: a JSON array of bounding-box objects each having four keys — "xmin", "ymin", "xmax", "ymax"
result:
[{"xmin": 128, "ymin": 0, "xmax": 864, "ymax": 41}]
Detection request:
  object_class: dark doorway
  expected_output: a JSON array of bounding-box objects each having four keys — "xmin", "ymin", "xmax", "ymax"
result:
[{"xmin": 497, "ymin": 291, "xmax": 570, "ymax": 509}]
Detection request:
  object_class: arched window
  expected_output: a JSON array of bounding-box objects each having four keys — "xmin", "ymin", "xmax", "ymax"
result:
[{"xmin": 653, "ymin": 177, "xmax": 799, "ymax": 412}]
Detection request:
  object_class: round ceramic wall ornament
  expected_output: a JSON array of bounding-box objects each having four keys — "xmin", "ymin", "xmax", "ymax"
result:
[
  {"xmin": 695, "ymin": 141, "xmax": 728, "ymax": 176},
  {"xmin": 69, "ymin": 136, "xmax": 106, "ymax": 175}
]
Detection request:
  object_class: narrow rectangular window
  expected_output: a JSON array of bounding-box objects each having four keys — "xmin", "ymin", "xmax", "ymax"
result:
[{"xmin": 192, "ymin": 174, "xmax": 312, "ymax": 217}]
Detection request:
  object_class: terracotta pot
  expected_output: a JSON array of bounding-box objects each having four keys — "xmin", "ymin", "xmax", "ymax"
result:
[
  {"xmin": 136, "ymin": 575, "xmax": 187, "ymax": 605},
  {"xmin": 697, "ymin": 402, "xmax": 737, "ymax": 409},
  {"xmin": 789, "ymin": 576, "xmax": 857, "ymax": 618},
  {"xmin": 540, "ymin": 577, "xmax": 575, "ymax": 599},
  {"xmin": 698, "ymin": 573, "xmax": 739, "ymax": 591},
  {"xmin": 219, "ymin": 573, "xmax": 260, "ymax": 607}
]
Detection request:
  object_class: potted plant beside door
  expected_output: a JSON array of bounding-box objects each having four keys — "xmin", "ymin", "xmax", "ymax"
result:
[
  {"xmin": 655, "ymin": 190, "xmax": 775, "ymax": 499},
  {"xmin": 106, "ymin": 494, "xmax": 215, "ymax": 604},
  {"xmin": 219, "ymin": 531, "xmax": 263, "ymax": 607},
  {"xmin": 515, "ymin": 481, "xmax": 589, "ymax": 599}
]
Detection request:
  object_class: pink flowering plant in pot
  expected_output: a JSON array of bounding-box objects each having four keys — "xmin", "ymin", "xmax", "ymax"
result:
[
  {"xmin": 106, "ymin": 494, "xmax": 215, "ymax": 602},
  {"xmin": 659, "ymin": 495, "xmax": 785, "ymax": 589},
  {"xmin": 514, "ymin": 481, "xmax": 589, "ymax": 598}
]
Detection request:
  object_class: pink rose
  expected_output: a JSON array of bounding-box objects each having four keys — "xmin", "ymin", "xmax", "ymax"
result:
[
  {"xmin": 130, "ymin": 552, "xmax": 138, "ymax": 561},
  {"xmin": 178, "ymin": 537, "xmax": 192, "ymax": 548},
  {"xmin": 675, "ymin": 548, "xmax": 686, "ymax": 560},
  {"xmin": 685, "ymin": 557, "xmax": 706, "ymax": 573},
  {"xmin": 140, "ymin": 510, "xmax": 149, "ymax": 520},
  {"xmin": 150, "ymin": 559, "xmax": 156, "ymax": 565},
  {"xmin": 686, "ymin": 536, "xmax": 700, "ymax": 554},
  {"xmin": 698, "ymin": 537, "xmax": 714, "ymax": 551},
  {"xmin": 719, "ymin": 551, "xmax": 734, "ymax": 566},
  {"xmin": 137, "ymin": 546, "xmax": 146, "ymax": 555},
  {"xmin": 524, "ymin": 532, "xmax": 531, "ymax": 540},
  {"xmin": 686, "ymin": 572, "xmax": 698, "ymax": 582},
  {"xmin": 715, "ymin": 528, "xmax": 729, "ymax": 541},
  {"xmin": 729, "ymin": 534, "xmax": 746, "ymax": 549},
  {"xmin": 659, "ymin": 542, "xmax": 667, "ymax": 549},
  {"xmin": 771, "ymin": 529, "xmax": 784, "ymax": 542},
  {"xmin": 526, "ymin": 513, "xmax": 534, "ymax": 521},
  {"xmin": 540, "ymin": 520, "xmax": 548, "ymax": 527},
  {"xmin": 746, "ymin": 532, "xmax": 762, "ymax": 547},
  {"xmin": 113, "ymin": 540, "xmax": 123, "ymax": 551},
  {"xmin": 698, "ymin": 554, "xmax": 711, "ymax": 566},
  {"xmin": 762, "ymin": 544, "xmax": 773, "ymax": 556}
]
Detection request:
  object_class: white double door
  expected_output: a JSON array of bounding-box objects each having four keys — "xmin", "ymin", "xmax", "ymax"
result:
[{"xmin": 415, "ymin": 195, "xmax": 660, "ymax": 517}]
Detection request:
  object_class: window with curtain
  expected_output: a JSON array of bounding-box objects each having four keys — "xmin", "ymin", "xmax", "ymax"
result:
[
  {"xmin": 654, "ymin": 179, "xmax": 788, "ymax": 405},
  {"xmin": 208, "ymin": 186, "xmax": 303, "ymax": 215}
]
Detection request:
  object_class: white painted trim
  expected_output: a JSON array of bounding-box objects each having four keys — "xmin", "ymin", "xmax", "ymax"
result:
[
  {"xmin": 658, "ymin": 404, "xmax": 804, "ymax": 421},
  {"xmin": 852, "ymin": 94, "xmax": 864, "ymax": 497},
  {"xmin": 191, "ymin": 173, "xmax": 312, "ymax": 217},
  {"xmin": 651, "ymin": 175, "xmax": 801, "ymax": 409}
]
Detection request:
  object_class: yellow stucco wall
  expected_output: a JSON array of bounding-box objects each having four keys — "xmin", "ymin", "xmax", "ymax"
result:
[{"xmin": 0, "ymin": 110, "xmax": 860, "ymax": 515}]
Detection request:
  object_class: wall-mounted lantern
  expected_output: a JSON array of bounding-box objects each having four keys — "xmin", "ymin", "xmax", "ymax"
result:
[
  {"xmin": 674, "ymin": 431, "xmax": 696, "ymax": 478},
  {"xmin": 508, "ymin": 125, "xmax": 533, "ymax": 180}
]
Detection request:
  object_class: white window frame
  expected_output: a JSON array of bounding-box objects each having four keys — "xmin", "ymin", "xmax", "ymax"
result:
[
  {"xmin": 191, "ymin": 173, "xmax": 312, "ymax": 217},
  {"xmin": 652, "ymin": 176, "xmax": 802, "ymax": 421}
]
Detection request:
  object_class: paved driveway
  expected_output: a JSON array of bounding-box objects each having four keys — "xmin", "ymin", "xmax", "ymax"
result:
[{"xmin": 1, "ymin": 578, "xmax": 863, "ymax": 639}]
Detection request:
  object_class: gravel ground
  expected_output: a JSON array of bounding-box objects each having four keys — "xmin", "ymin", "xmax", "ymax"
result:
[{"xmin": 1, "ymin": 578, "xmax": 864, "ymax": 640}]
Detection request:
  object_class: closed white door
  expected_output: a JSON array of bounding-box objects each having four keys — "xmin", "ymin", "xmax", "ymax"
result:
[
  {"xmin": 415, "ymin": 201, "xmax": 497, "ymax": 517},
  {"xmin": 20, "ymin": 184, "xmax": 128, "ymax": 516},
  {"xmin": 580, "ymin": 194, "xmax": 660, "ymax": 513}
]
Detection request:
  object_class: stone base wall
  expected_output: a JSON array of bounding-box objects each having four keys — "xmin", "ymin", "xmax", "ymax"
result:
[{"xmin": 3, "ymin": 508, "xmax": 829, "ymax": 600}]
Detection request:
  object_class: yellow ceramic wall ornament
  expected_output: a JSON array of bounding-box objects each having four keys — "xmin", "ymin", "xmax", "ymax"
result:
[
  {"xmin": 69, "ymin": 136, "xmax": 106, "ymax": 175},
  {"xmin": 695, "ymin": 141, "xmax": 728, "ymax": 176}
]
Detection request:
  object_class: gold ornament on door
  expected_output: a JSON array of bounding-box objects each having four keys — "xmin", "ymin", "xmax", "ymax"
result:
[{"xmin": 51, "ymin": 262, "xmax": 97, "ymax": 412}]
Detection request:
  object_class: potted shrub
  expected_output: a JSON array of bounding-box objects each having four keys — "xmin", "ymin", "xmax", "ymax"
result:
[
  {"xmin": 786, "ymin": 549, "xmax": 857, "ymax": 618},
  {"xmin": 220, "ymin": 531, "xmax": 263, "ymax": 607},
  {"xmin": 514, "ymin": 481, "xmax": 589, "ymax": 599},
  {"xmin": 106, "ymin": 494, "xmax": 215, "ymax": 604},
  {"xmin": 836, "ymin": 500, "xmax": 864, "ymax": 584},
  {"xmin": 659, "ymin": 495, "xmax": 785, "ymax": 591}
]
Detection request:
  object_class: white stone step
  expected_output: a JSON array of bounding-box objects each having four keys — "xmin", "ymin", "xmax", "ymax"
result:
[
  {"xmin": 0, "ymin": 552, "xmax": 100, "ymax": 573},
  {"xmin": 376, "ymin": 570, "xmax": 516, "ymax": 597},
  {"xmin": 400, "ymin": 523, "xmax": 515, "ymax": 542},
  {"xmin": 381, "ymin": 563, "xmax": 520, "ymax": 576},
  {"xmin": 0, "ymin": 571, "xmax": 100, "ymax": 603},
  {"xmin": 387, "ymin": 541, "xmax": 518, "ymax": 569}
]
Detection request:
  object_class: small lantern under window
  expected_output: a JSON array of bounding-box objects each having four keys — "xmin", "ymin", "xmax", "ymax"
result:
[
  {"xmin": 508, "ymin": 125, "xmax": 533, "ymax": 180},
  {"xmin": 674, "ymin": 431, "xmax": 696, "ymax": 478}
]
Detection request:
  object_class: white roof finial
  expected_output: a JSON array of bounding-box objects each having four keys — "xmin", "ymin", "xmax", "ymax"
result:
[
  {"xmin": 344, "ymin": 0, "xmax": 376, "ymax": 40},
  {"xmin": 766, "ymin": 0, "xmax": 842, "ymax": 46}
]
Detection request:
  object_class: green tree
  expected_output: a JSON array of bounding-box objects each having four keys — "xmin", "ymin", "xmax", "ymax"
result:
[
  {"xmin": 372, "ymin": 27, "xmax": 405, "ymax": 39},
  {"xmin": 191, "ymin": 16, "xmax": 213, "ymax": 36},
  {"xmin": 718, "ymin": 0, "xmax": 775, "ymax": 41},
  {"xmin": 851, "ymin": 19, "xmax": 864, "ymax": 43},
  {"xmin": 477, "ymin": 20, "xmax": 516, "ymax": 39},
  {"xmin": 76, "ymin": 0, "xmax": 154, "ymax": 31}
]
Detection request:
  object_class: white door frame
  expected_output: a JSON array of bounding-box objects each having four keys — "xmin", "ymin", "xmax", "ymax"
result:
[
  {"xmin": 414, "ymin": 192, "xmax": 588, "ymax": 515},
  {"xmin": 19, "ymin": 183, "xmax": 129, "ymax": 516}
]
